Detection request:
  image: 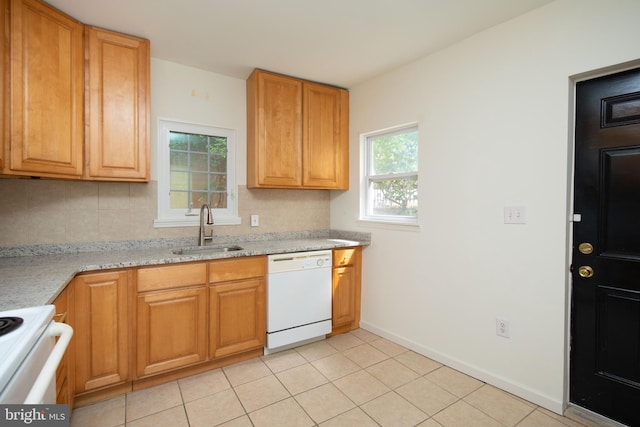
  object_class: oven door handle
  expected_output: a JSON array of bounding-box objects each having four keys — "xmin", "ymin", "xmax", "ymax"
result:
[{"xmin": 24, "ymin": 322, "xmax": 74, "ymax": 404}]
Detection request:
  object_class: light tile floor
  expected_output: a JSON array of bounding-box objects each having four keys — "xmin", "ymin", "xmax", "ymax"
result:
[{"xmin": 70, "ymin": 329, "xmax": 590, "ymax": 427}]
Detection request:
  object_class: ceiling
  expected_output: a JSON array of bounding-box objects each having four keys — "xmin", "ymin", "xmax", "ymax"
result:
[{"xmin": 45, "ymin": 0, "xmax": 553, "ymax": 88}]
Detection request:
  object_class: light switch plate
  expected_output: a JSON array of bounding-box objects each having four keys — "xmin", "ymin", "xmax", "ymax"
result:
[
  {"xmin": 251, "ymin": 214, "xmax": 259, "ymax": 227},
  {"xmin": 504, "ymin": 206, "xmax": 527, "ymax": 224}
]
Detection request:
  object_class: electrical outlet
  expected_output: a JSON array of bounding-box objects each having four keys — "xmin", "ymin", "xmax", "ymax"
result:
[
  {"xmin": 250, "ymin": 214, "xmax": 259, "ymax": 227},
  {"xmin": 496, "ymin": 318, "xmax": 510, "ymax": 338},
  {"xmin": 504, "ymin": 206, "xmax": 527, "ymax": 224}
]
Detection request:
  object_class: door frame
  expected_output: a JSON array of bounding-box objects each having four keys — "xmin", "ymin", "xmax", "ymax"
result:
[{"xmin": 565, "ymin": 58, "xmax": 640, "ymax": 421}]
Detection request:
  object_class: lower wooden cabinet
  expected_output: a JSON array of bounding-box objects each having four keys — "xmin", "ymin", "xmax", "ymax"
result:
[
  {"xmin": 53, "ymin": 284, "xmax": 74, "ymax": 407},
  {"xmin": 136, "ymin": 263, "xmax": 207, "ymax": 377},
  {"xmin": 209, "ymin": 256, "xmax": 266, "ymax": 358},
  {"xmin": 134, "ymin": 259, "xmax": 266, "ymax": 378},
  {"xmin": 62, "ymin": 248, "xmax": 360, "ymax": 402},
  {"xmin": 73, "ymin": 270, "xmax": 130, "ymax": 394},
  {"xmin": 136, "ymin": 286, "xmax": 207, "ymax": 376},
  {"xmin": 331, "ymin": 247, "xmax": 362, "ymax": 334}
]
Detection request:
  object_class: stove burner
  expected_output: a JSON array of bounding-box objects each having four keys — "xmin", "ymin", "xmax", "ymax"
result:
[{"xmin": 0, "ymin": 317, "xmax": 23, "ymax": 337}]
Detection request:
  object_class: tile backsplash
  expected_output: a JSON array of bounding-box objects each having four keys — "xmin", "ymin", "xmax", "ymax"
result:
[{"xmin": 0, "ymin": 179, "xmax": 330, "ymax": 247}]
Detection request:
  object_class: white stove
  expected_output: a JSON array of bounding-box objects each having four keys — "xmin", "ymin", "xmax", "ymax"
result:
[{"xmin": 0, "ymin": 305, "xmax": 73, "ymax": 404}]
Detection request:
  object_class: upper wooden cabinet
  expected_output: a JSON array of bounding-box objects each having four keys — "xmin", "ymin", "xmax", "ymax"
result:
[
  {"xmin": 85, "ymin": 27, "xmax": 150, "ymax": 181},
  {"xmin": 8, "ymin": 0, "xmax": 84, "ymax": 178},
  {"xmin": 302, "ymin": 81, "xmax": 349, "ymax": 189},
  {"xmin": 247, "ymin": 71, "xmax": 302, "ymax": 188},
  {"xmin": 1, "ymin": 0, "xmax": 150, "ymax": 181},
  {"xmin": 247, "ymin": 69, "xmax": 349, "ymax": 190}
]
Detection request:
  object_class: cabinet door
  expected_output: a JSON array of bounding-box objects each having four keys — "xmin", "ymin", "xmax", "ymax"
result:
[
  {"xmin": 332, "ymin": 247, "xmax": 362, "ymax": 333},
  {"xmin": 86, "ymin": 26, "xmax": 150, "ymax": 181},
  {"xmin": 137, "ymin": 286, "xmax": 207, "ymax": 376},
  {"xmin": 0, "ymin": 0, "xmax": 7, "ymax": 170},
  {"xmin": 53, "ymin": 285, "xmax": 74, "ymax": 407},
  {"xmin": 303, "ymin": 82, "xmax": 349, "ymax": 189},
  {"xmin": 9, "ymin": 0, "xmax": 83, "ymax": 177},
  {"xmin": 247, "ymin": 70, "xmax": 302, "ymax": 188},
  {"xmin": 332, "ymin": 265, "xmax": 357, "ymax": 328},
  {"xmin": 74, "ymin": 271, "xmax": 129, "ymax": 393},
  {"xmin": 210, "ymin": 278, "xmax": 265, "ymax": 359}
]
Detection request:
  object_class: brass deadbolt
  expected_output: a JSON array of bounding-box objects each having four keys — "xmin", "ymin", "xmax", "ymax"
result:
[
  {"xmin": 578, "ymin": 265, "xmax": 594, "ymax": 278},
  {"xmin": 578, "ymin": 243, "xmax": 594, "ymax": 255}
]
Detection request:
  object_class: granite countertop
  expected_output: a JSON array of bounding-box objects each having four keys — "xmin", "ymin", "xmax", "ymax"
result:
[{"xmin": 0, "ymin": 230, "xmax": 370, "ymax": 312}]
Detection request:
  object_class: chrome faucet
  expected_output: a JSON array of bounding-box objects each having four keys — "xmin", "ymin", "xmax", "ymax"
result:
[{"xmin": 198, "ymin": 203, "xmax": 214, "ymax": 246}]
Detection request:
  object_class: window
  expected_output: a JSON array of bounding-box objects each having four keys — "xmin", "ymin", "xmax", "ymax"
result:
[
  {"xmin": 155, "ymin": 119, "xmax": 239, "ymax": 227},
  {"xmin": 361, "ymin": 125, "xmax": 418, "ymax": 225}
]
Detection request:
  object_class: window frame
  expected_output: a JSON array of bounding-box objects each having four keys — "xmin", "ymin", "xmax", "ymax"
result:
[
  {"xmin": 155, "ymin": 118, "xmax": 240, "ymax": 228},
  {"xmin": 360, "ymin": 124, "xmax": 419, "ymax": 227}
]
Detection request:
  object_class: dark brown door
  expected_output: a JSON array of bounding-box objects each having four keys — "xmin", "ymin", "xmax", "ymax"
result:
[{"xmin": 571, "ymin": 67, "xmax": 640, "ymax": 426}]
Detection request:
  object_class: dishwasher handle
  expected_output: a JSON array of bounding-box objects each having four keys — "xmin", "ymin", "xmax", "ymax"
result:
[{"xmin": 24, "ymin": 322, "xmax": 74, "ymax": 404}]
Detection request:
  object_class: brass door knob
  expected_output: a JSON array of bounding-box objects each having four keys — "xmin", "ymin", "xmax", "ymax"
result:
[{"xmin": 578, "ymin": 265, "xmax": 594, "ymax": 278}]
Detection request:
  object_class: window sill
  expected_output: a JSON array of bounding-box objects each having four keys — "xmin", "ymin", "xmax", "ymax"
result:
[
  {"xmin": 154, "ymin": 216, "xmax": 242, "ymax": 228},
  {"xmin": 357, "ymin": 218, "xmax": 420, "ymax": 232}
]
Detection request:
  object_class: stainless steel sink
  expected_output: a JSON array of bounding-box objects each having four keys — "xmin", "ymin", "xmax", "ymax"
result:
[{"xmin": 172, "ymin": 245, "xmax": 243, "ymax": 255}]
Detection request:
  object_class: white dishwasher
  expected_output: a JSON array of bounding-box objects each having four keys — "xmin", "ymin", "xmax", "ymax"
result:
[{"xmin": 266, "ymin": 250, "xmax": 332, "ymax": 353}]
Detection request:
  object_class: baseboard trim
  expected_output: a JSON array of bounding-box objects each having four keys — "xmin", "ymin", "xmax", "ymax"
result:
[{"xmin": 359, "ymin": 320, "xmax": 565, "ymax": 414}]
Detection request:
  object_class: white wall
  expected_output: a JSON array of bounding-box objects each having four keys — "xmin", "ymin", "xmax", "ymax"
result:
[
  {"xmin": 331, "ymin": 0, "xmax": 640, "ymax": 413},
  {"xmin": 150, "ymin": 59, "xmax": 247, "ymax": 184}
]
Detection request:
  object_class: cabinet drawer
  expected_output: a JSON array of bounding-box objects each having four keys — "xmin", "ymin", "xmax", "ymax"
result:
[
  {"xmin": 333, "ymin": 248, "xmax": 358, "ymax": 267},
  {"xmin": 137, "ymin": 263, "xmax": 207, "ymax": 292},
  {"xmin": 209, "ymin": 256, "xmax": 266, "ymax": 283}
]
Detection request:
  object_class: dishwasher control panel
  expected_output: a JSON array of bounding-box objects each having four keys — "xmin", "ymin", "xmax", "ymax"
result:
[
  {"xmin": 303, "ymin": 256, "xmax": 328, "ymax": 268},
  {"xmin": 268, "ymin": 250, "xmax": 332, "ymax": 274}
]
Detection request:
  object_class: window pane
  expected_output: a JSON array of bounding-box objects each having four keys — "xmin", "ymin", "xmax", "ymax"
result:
[
  {"xmin": 190, "ymin": 192, "xmax": 209, "ymax": 208},
  {"xmin": 191, "ymin": 172, "xmax": 209, "ymax": 192},
  {"xmin": 169, "ymin": 171, "xmax": 189, "ymax": 191},
  {"xmin": 209, "ymin": 137, "xmax": 227, "ymax": 172},
  {"xmin": 209, "ymin": 174, "xmax": 227, "ymax": 191},
  {"xmin": 170, "ymin": 151, "xmax": 188, "ymax": 171},
  {"xmin": 371, "ymin": 176, "xmax": 418, "ymax": 216},
  {"xmin": 169, "ymin": 191, "xmax": 188, "ymax": 209},
  {"xmin": 371, "ymin": 129, "xmax": 418, "ymax": 175},
  {"xmin": 190, "ymin": 153, "xmax": 208, "ymax": 172},
  {"xmin": 167, "ymin": 130, "xmax": 229, "ymax": 213},
  {"xmin": 159, "ymin": 120, "xmax": 237, "ymax": 225},
  {"xmin": 209, "ymin": 192, "xmax": 227, "ymax": 209},
  {"xmin": 169, "ymin": 132, "xmax": 188, "ymax": 150},
  {"xmin": 190, "ymin": 134, "xmax": 209, "ymax": 152},
  {"xmin": 209, "ymin": 154, "xmax": 227, "ymax": 173},
  {"xmin": 209, "ymin": 136, "xmax": 227, "ymax": 155}
]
